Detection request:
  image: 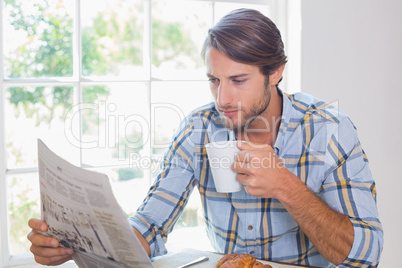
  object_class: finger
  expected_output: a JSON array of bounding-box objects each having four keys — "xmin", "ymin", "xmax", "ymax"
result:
[
  {"xmin": 34, "ymin": 254, "xmax": 73, "ymax": 266},
  {"xmin": 244, "ymin": 185, "xmax": 258, "ymax": 197},
  {"xmin": 235, "ymin": 173, "xmax": 249, "ymax": 185},
  {"xmin": 232, "ymin": 159, "xmax": 250, "ymax": 174},
  {"xmin": 234, "ymin": 150, "xmax": 252, "ymax": 162},
  {"xmin": 28, "ymin": 231, "xmax": 60, "ymax": 248},
  {"xmin": 30, "ymin": 242, "xmax": 74, "ymax": 257},
  {"xmin": 28, "ymin": 218, "xmax": 48, "ymax": 232}
]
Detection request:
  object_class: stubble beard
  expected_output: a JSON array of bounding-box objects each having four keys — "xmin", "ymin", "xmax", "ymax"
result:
[{"xmin": 221, "ymin": 83, "xmax": 272, "ymax": 132}]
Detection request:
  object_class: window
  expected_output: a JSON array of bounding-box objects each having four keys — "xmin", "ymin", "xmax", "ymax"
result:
[{"xmin": 0, "ymin": 0, "xmax": 291, "ymax": 267}]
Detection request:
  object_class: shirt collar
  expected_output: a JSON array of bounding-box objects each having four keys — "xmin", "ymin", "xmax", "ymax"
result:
[{"xmin": 273, "ymin": 89, "xmax": 293, "ymax": 154}]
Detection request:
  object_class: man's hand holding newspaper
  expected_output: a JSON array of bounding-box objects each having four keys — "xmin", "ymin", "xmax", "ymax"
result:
[{"xmin": 34, "ymin": 139, "xmax": 153, "ymax": 268}]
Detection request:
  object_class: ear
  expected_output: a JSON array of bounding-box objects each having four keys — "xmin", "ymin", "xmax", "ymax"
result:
[{"xmin": 269, "ymin": 64, "xmax": 285, "ymax": 86}]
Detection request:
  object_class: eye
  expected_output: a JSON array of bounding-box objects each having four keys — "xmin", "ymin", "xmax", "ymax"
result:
[
  {"xmin": 233, "ymin": 79, "xmax": 246, "ymax": 84},
  {"xmin": 208, "ymin": 78, "xmax": 219, "ymax": 84}
]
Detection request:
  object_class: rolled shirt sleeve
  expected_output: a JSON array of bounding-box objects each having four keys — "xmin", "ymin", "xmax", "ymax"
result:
[
  {"xmin": 319, "ymin": 117, "xmax": 383, "ymax": 267},
  {"xmin": 129, "ymin": 116, "xmax": 198, "ymax": 257}
]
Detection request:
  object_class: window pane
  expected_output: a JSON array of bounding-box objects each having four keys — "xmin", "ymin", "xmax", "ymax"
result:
[
  {"xmin": 7, "ymin": 173, "xmax": 41, "ymax": 256},
  {"xmin": 5, "ymin": 85, "xmax": 79, "ymax": 169},
  {"xmin": 81, "ymin": 83, "xmax": 149, "ymax": 167},
  {"xmin": 3, "ymin": 0, "xmax": 74, "ymax": 78},
  {"xmin": 81, "ymin": 0, "xmax": 146, "ymax": 79},
  {"xmin": 167, "ymin": 191, "xmax": 213, "ymax": 251},
  {"xmin": 152, "ymin": 0, "xmax": 212, "ymax": 80},
  {"xmin": 150, "ymin": 81, "xmax": 211, "ymax": 246},
  {"xmin": 151, "ymin": 81, "xmax": 211, "ymax": 158},
  {"xmin": 92, "ymin": 167, "xmax": 151, "ymax": 217}
]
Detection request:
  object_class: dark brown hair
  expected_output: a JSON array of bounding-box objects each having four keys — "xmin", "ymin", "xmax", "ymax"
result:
[{"xmin": 201, "ymin": 8, "xmax": 287, "ymax": 79}]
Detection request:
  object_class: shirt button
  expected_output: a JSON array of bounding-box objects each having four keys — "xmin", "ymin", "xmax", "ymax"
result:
[
  {"xmin": 248, "ymin": 225, "xmax": 253, "ymax": 230},
  {"xmin": 250, "ymin": 251, "xmax": 255, "ymax": 254}
]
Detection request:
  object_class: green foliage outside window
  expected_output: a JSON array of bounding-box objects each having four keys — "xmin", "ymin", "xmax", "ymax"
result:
[
  {"xmin": 5, "ymin": 0, "xmax": 74, "ymax": 78},
  {"xmin": 5, "ymin": 0, "xmax": 197, "ymax": 125},
  {"xmin": 4, "ymin": 0, "xmax": 199, "ymax": 255},
  {"xmin": 8, "ymin": 177, "xmax": 41, "ymax": 254}
]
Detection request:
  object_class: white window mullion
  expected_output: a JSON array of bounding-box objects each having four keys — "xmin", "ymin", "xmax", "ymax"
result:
[
  {"xmin": 270, "ymin": 0, "xmax": 288, "ymax": 91},
  {"xmin": 285, "ymin": 0, "xmax": 301, "ymax": 93},
  {"xmin": 144, "ymin": 0, "xmax": 152, "ymax": 185},
  {"xmin": 74, "ymin": 0, "xmax": 81, "ymax": 82},
  {"xmin": 75, "ymin": 0, "xmax": 84, "ymax": 167},
  {"xmin": 211, "ymin": 1, "xmax": 216, "ymax": 25},
  {"xmin": 144, "ymin": 0, "xmax": 152, "ymax": 81},
  {"xmin": 0, "ymin": 0, "xmax": 3, "ymax": 80},
  {"xmin": 0, "ymin": 0, "xmax": 10, "ymax": 263},
  {"xmin": 0, "ymin": 89, "xmax": 9, "ymax": 267}
]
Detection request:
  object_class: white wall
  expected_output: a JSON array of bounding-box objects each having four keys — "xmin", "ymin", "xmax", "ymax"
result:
[{"xmin": 301, "ymin": 0, "xmax": 402, "ymax": 266}]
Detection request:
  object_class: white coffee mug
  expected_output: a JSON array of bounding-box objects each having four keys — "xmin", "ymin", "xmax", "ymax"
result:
[{"xmin": 205, "ymin": 140, "xmax": 242, "ymax": 193}]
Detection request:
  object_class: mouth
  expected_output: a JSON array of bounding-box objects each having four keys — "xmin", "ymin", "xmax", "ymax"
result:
[{"xmin": 219, "ymin": 110, "xmax": 239, "ymax": 117}]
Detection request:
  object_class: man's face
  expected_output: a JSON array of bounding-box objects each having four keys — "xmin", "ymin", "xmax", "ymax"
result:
[{"xmin": 205, "ymin": 47, "xmax": 271, "ymax": 131}]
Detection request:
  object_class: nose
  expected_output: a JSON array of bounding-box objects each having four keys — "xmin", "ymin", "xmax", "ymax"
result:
[{"xmin": 217, "ymin": 81, "xmax": 233, "ymax": 108}]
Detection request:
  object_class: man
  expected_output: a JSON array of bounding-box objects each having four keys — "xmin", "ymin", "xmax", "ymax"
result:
[{"xmin": 27, "ymin": 9, "xmax": 383, "ymax": 267}]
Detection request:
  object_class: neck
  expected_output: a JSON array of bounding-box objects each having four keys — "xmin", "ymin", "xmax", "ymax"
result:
[{"xmin": 236, "ymin": 87, "xmax": 283, "ymax": 146}]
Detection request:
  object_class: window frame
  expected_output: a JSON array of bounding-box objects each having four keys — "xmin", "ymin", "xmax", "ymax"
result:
[{"xmin": 0, "ymin": 0, "xmax": 298, "ymax": 266}]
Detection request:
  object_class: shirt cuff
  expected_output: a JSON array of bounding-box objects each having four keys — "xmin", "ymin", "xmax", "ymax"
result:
[
  {"xmin": 338, "ymin": 219, "xmax": 383, "ymax": 267},
  {"xmin": 129, "ymin": 215, "xmax": 168, "ymax": 258}
]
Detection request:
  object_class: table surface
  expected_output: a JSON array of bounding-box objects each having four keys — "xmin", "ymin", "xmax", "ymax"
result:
[{"xmin": 152, "ymin": 248, "xmax": 311, "ymax": 268}]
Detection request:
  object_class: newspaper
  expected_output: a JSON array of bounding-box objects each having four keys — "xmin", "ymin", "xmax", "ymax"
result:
[{"xmin": 37, "ymin": 139, "xmax": 153, "ymax": 268}]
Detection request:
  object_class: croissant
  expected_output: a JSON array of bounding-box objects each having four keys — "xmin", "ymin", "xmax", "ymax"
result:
[{"xmin": 216, "ymin": 254, "xmax": 272, "ymax": 268}]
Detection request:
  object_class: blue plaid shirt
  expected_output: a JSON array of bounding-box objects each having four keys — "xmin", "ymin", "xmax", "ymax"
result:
[{"xmin": 129, "ymin": 90, "xmax": 383, "ymax": 267}]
